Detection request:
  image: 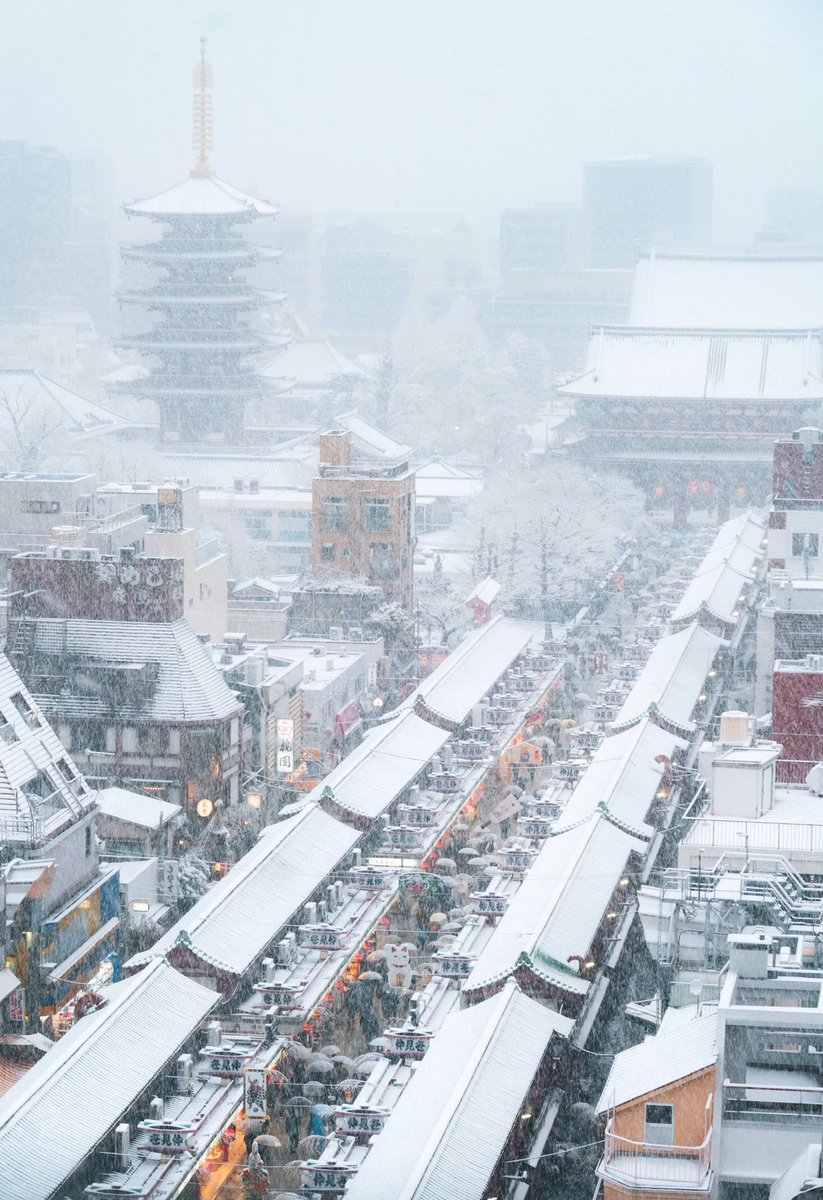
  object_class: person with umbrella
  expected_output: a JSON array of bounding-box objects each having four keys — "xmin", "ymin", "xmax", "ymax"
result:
[{"xmin": 284, "ymin": 1101, "xmax": 305, "ymax": 1156}]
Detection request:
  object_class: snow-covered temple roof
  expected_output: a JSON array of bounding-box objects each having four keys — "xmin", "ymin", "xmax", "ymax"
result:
[
  {"xmin": 613, "ymin": 623, "xmax": 727, "ymax": 729},
  {"xmin": 0, "ymin": 959, "xmax": 219, "ymax": 1200},
  {"xmin": 463, "ymin": 815, "xmax": 642, "ymax": 999},
  {"xmin": 125, "ymin": 174, "xmax": 278, "ymax": 218},
  {"xmin": 125, "ymin": 805, "xmax": 358, "ymax": 978},
  {"xmin": 0, "ymin": 369, "xmax": 129, "ymax": 438},
  {"xmin": 259, "ymin": 338, "xmax": 365, "ymax": 387},
  {"xmin": 95, "ymin": 786, "xmax": 181, "ymax": 830},
  {"xmin": 401, "ymin": 616, "xmax": 538, "ymax": 727},
  {"xmin": 345, "ymin": 980, "xmax": 573, "ymax": 1200},
  {"xmin": 314, "ymin": 709, "xmax": 451, "ymax": 821},
  {"xmin": 560, "ymin": 326, "xmax": 823, "ymax": 400},
  {"xmin": 670, "ymin": 512, "xmax": 766, "ymax": 628},
  {"xmin": 630, "ymin": 247, "xmax": 823, "ymax": 329}
]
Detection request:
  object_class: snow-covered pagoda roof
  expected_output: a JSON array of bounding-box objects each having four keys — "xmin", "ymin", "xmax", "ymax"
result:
[
  {"xmin": 0, "ymin": 652, "xmax": 95, "ymax": 841},
  {"xmin": 125, "ymin": 173, "xmax": 278, "ymax": 218},
  {"xmin": 559, "ymin": 326, "xmax": 823, "ymax": 401},
  {"xmin": 464, "ymin": 814, "xmax": 642, "ymax": 999},
  {"xmin": 630, "ymin": 247, "xmax": 823, "ymax": 329},
  {"xmin": 399, "ymin": 616, "xmax": 538, "ymax": 727},
  {"xmin": 125, "ymin": 805, "xmax": 358, "ymax": 979},
  {"xmin": 0, "ymin": 959, "xmax": 219, "ymax": 1200},
  {"xmin": 259, "ymin": 338, "xmax": 365, "ymax": 387},
  {"xmin": 313, "ymin": 709, "xmax": 451, "ymax": 821},
  {"xmin": 0, "ymin": 369, "xmax": 129, "ymax": 438},
  {"xmin": 345, "ymin": 980, "xmax": 573, "ymax": 1200},
  {"xmin": 26, "ymin": 618, "xmax": 242, "ymax": 723}
]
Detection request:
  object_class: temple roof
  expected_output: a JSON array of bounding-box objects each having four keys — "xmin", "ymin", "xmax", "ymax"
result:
[{"xmin": 125, "ymin": 174, "xmax": 279, "ymax": 218}]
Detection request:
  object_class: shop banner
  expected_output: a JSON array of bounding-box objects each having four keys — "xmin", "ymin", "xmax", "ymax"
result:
[
  {"xmin": 244, "ymin": 1068, "xmax": 268, "ymax": 1119},
  {"xmin": 276, "ymin": 718, "xmax": 294, "ymax": 775}
]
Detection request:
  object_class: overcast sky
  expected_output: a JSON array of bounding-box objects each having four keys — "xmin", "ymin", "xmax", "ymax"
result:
[{"xmin": 2, "ymin": 0, "xmax": 820, "ymax": 239}]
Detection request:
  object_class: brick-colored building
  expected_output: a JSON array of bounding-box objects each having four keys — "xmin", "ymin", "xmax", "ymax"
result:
[{"xmin": 311, "ymin": 419, "xmax": 415, "ymax": 611}]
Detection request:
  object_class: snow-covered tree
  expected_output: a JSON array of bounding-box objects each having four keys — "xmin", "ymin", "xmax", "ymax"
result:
[{"xmin": 176, "ymin": 851, "xmax": 211, "ymax": 912}]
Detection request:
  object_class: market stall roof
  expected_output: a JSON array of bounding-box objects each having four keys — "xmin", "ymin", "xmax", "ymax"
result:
[
  {"xmin": 559, "ymin": 327, "xmax": 823, "ymax": 401},
  {"xmin": 345, "ymin": 980, "xmax": 572, "ymax": 1200},
  {"xmin": 629, "ymin": 247, "xmax": 823, "ymax": 330},
  {"xmin": 95, "ymin": 786, "xmax": 181, "ymax": 830},
  {"xmin": 596, "ymin": 1009, "xmax": 719, "ymax": 1114},
  {"xmin": 0, "ymin": 959, "xmax": 219, "ymax": 1200},
  {"xmin": 464, "ymin": 815, "xmax": 642, "ymax": 998},
  {"xmin": 125, "ymin": 174, "xmax": 278, "ymax": 218},
  {"xmin": 401, "ymin": 616, "xmax": 539, "ymax": 727},
  {"xmin": 126, "ymin": 805, "xmax": 359, "ymax": 977},
  {"xmin": 314, "ymin": 709, "xmax": 450, "ymax": 820},
  {"xmin": 613, "ymin": 623, "xmax": 726, "ymax": 729},
  {"xmin": 671, "ymin": 512, "xmax": 765, "ymax": 627},
  {"xmin": 557, "ymin": 717, "xmax": 685, "ymax": 835}
]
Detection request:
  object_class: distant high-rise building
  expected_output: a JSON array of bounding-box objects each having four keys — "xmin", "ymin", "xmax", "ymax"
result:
[
  {"xmin": 321, "ymin": 220, "xmax": 413, "ymax": 336},
  {"xmin": 583, "ymin": 157, "xmax": 712, "ymax": 268},
  {"xmin": 757, "ymin": 189, "xmax": 823, "ymax": 245},
  {"xmin": 0, "ymin": 141, "xmax": 72, "ymax": 309},
  {"xmin": 114, "ymin": 40, "xmax": 282, "ymax": 445},
  {"xmin": 500, "ymin": 204, "xmax": 581, "ymax": 276}
]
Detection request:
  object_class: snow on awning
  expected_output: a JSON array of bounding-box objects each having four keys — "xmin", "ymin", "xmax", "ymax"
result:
[
  {"xmin": 345, "ymin": 980, "xmax": 573, "ymax": 1200},
  {"xmin": 464, "ymin": 815, "xmax": 642, "ymax": 998},
  {"xmin": 335, "ymin": 699, "xmax": 362, "ymax": 741},
  {"xmin": 614, "ymin": 623, "xmax": 726, "ymax": 729},
  {"xmin": 316, "ymin": 710, "xmax": 451, "ymax": 820},
  {"xmin": 0, "ymin": 959, "xmax": 219, "ymax": 1200},
  {"xmin": 125, "ymin": 805, "xmax": 358, "ymax": 979},
  {"xmin": 671, "ymin": 513, "xmax": 765, "ymax": 627},
  {"xmin": 404, "ymin": 616, "xmax": 538, "ymax": 727},
  {"xmin": 0, "ymin": 969, "xmax": 20, "ymax": 1004}
]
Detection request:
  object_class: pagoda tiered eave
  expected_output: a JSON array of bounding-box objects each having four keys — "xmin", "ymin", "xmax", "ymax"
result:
[
  {"xmin": 113, "ymin": 330, "xmax": 266, "ymax": 354},
  {"xmin": 121, "ymin": 241, "xmax": 280, "ymax": 265},
  {"xmin": 124, "ymin": 175, "xmax": 279, "ymax": 220}
]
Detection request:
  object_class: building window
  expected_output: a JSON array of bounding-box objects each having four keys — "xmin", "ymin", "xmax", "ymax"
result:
[
  {"xmin": 277, "ymin": 511, "xmax": 312, "ymax": 542},
  {"xmin": 81, "ymin": 722, "xmax": 107, "ymax": 752},
  {"xmin": 243, "ymin": 511, "xmax": 273, "ymax": 541},
  {"xmin": 9, "ymin": 693, "xmax": 38, "ymax": 727},
  {"xmin": 644, "ymin": 1103, "xmax": 674, "ymax": 1146},
  {"xmin": 792, "ymin": 532, "xmax": 819, "ymax": 557},
  {"xmin": 321, "ymin": 543, "xmax": 336, "ymax": 562},
  {"xmin": 364, "ymin": 498, "xmax": 391, "ymax": 533},
  {"xmin": 321, "ymin": 497, "xmax": 349, "ymax": 532},
  {"xmin": 85, "ymin": 825, "xmax": 92, "ymax": 857},
  {"xmin": 370, "ymin": 542, "xmax": 397, "ymax": 579},
  {"xmin": 20, "ymin": 500, "xmax": 60, "ymax": 514}
]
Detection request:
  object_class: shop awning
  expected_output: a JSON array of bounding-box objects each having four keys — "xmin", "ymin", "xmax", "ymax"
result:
[
  {"xmin": 336, "ymin": 700, "xmax": 362, "ymax": 740},
  {"xmin": 0, "ymin": 970, "xmax": 20, "ymax": 1004},
  {"xmin": 47, "ymin": 917, "xmax": 119, "ymax": 984}
]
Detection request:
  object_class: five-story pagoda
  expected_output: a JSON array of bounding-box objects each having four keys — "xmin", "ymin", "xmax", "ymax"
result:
[{"xmin": 114, "ymin": 40, "xmax": 282, "ymax": 444}]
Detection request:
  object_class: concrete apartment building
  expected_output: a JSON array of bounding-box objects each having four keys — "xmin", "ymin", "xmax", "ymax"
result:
[{"xmin": 312, "ymin": 420, "xmax": 415, "ymax": 611}]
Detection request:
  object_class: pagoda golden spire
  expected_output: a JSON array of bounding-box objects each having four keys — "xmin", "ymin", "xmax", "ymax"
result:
[{"xmin": 191, "ymin": 36, "xmax": 214, "ymax": 177}]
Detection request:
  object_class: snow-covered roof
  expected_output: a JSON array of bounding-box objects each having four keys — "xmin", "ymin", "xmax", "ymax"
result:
[
  {"xmin": 125, "ymin": 174, "xmax": 278, "ymax": 218},
  {"xmin": 413, "ymin": 459, "xmax": 484, "ymax": 500},
  {"xmin": 314, "ymin": 709, "xmax": 451, "ymax": 820},
  {"xmin": 671, "ymin": 512, "xmax": 765, "ymax": 628},
  {"xmin": 630, "ymin": 248, "xmax": 823, "ymax": 329},
  {"xmin": 259, "ymin": 338, "xmax": 364, "ymax": 386},
  {"xmin": 614, "ymin": 623, "xmax": 726, "ymax": 729},
  {"xmin": 560, "ymin": 327, "xmax": 823, "ymax": 400},
  {"xmin": 126, "ymin": 805, "xmax": 358, "ymax": 977},
  {"xmin": 95, "ymin": 786, "xmax": 181, "ymax": 830},
  {"xmin": 465, "ymin": 577, "xmax": 500, "ymax": 607},
  {"xmin": 465, "ymin": 815, "xmax": 643, "ymax": 997},
  {"xmin": 331, "ymin": 411, "xmax": 412, "ymax": 464},
  {"xmin": 27, "ymin": 619, "xmax": 241, "ymax": 723},
  {"xmin": 346, "ymin": 980, "xmax": 573, "ymax": 1200},
  {"xmin": 596, "ymin": 1010, "xmax": 719, "ymax": 1113},
  {"xmin": 557, "ymin": 718, "xmax": 685, "ymax": 835},
  {"xmin": 160, "ymin": 452, "xmax": 315, "ymax": 490},
  {"xmin": 0, "ymin": 959, "xmax": 219, "ymax": 1200},
  {"xmin": 402, "ymin": 616, "xmax": 538, "ymax": 727},
  {"xmin": 0, "ymin": 369, "xmax": 128, "ymax": 436},
  {"xmin": 0, "ymin": 653, "xmax": 95, "ymax": 836}
]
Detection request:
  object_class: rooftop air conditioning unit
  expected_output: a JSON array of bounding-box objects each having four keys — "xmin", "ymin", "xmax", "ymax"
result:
[
  {"xmin": 329, "ymin": 626, "xmax": 343, "ymax": 641},
  {"xmin": 348, "ymin": 626, "xmax": 363, "ymax": 641},
  {"xmin": 807, "ymin": 763, "xmax": 823, "ymax": 796},
  {"xmin": 177, "ymin": 1053, "xmax": 193, "ymax": 1094}
]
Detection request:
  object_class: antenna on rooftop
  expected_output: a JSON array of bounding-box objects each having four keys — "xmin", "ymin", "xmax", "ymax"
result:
[{"xmin": 191, "ymin": 36, "xmax": 214, "ymax": 177}]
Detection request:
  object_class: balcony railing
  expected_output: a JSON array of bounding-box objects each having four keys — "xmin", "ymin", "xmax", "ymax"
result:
[{"xmin": 600, "ymin": 1122, "xmax": 712, "ymax": 1189}]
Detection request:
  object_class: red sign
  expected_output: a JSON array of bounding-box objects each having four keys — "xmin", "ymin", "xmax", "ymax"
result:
[{"xmin": 614, "ymin": 572, "xmax": 626, "ymax": 592}]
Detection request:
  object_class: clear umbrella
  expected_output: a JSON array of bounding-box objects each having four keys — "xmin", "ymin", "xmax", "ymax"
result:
[{"xmin": 320, "ymin": 1043, "xmax": 342, "ymax": 1057}]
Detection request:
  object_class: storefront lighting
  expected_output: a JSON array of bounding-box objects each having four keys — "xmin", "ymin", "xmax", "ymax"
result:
[
  {"xmin": 373, "ymin": 697, "xmax": 384, "ymax": 709},
  {"xmin": 731, "ymin": 610, "xmax": 739, "ymax": 619},
  {"xmin": 607, "ymin": 911, "xmax": 617, "ymax": 920},
  {"xmin": 708, "ymin": 670, "xmax": 717, "ymax": 678},
  {"xmin": 698, "ymin": 693, "xmax": 707, "ymax": 702},
  {"xmin": 620, "ymin": 877, "xmax": 630, "ymax": 887},
  {"xmin": 196, "ymin": 797, "xmax": 214, "ymax": 818},
  {"xmin": 585, "ymin": 960, "xmax": 596, "ymax": 970},
  {"xmin": 520, "ymin": 1111, "xmax": 533, "ymax": 1121},
  {"xmin": 247, "ymin": 793, "xmax": 263, "ymax": 810},
  {"xmin": 131, "ymin": 900, "xmax": 150, "ymax": 913}
]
